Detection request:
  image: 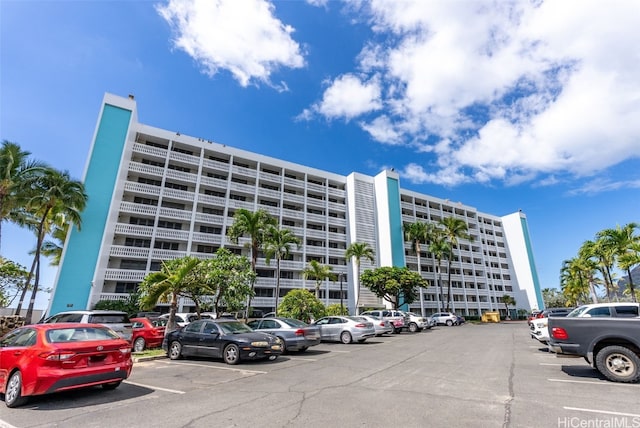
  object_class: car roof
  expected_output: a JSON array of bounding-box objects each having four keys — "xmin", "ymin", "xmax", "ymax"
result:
[
  {"xmin": 577, "ymin": 302, "xmax": 639, "ymax": 308},
  {"xmin": 50, "ymin": 310, "xmax": 127, "ymax": 315}
]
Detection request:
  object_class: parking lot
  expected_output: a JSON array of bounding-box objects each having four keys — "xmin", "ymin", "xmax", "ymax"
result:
[{"xmin": 1, "ymin": 322, "xmax": 638, "ymax": 428}]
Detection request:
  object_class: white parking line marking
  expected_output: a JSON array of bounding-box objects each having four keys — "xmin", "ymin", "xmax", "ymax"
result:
[
  {"xmin": 0, "ymin": 420, "xmax": 20, "ymax": 428},
  {"xmin": 548, "ymin": 378, "xmax": 638, "ymax": 387},
  {"xmin": 124, "ymin": 381, "xmax": 185, "ymax": 394},
  {"xmin": 158, "ymin": 360, "xmax": 267, "ymax": 374},
  {"xmin": 563, "ymin": 407, "xmax": 640, "ymax": 418}
]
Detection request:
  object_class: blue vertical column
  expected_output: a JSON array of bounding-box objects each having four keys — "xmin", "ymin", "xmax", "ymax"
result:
[
  {"xmin": 49, "ymin": 102, "xmax": 132, "ymax": 315},
  {"xmin": 520, "ymin": 216, "xmax": 544, "ymax": 310},
  {"xmin": 386, "ymin": 175, "xmax": 408, "ymax": 310}
]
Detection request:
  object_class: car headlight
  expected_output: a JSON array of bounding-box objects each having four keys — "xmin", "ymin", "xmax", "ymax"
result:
[{"xmin": 251, "ymin": 341, "xmax": 269, "ymax": 347}]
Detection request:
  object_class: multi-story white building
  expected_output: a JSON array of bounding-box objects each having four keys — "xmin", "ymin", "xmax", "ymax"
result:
[{"xmin": 48, "ymin": 93, "xmax": 544, "ymax": 318}]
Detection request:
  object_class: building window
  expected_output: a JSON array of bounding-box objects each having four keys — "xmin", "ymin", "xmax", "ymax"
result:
[
  {"xmin": 120, "ymin": 260, "xmax": 147, "ymax": 270},
  {"xmin": 129, "ymin": 217, "xmax": 155, "ymax": 226},
  {"xmin": 134, "ymin": 197, "xmax": 158, "ymax": 206},
  {"xmin": 154, "ymin": 241, "xmax": 179, "ymax": 250},
  {"xmin": 165, "ymin": 182, "xmax": 188, "ymax": 191},
  {"xmin": 196, "ymin": 245, "xmax": 216, "ymax": 253},
  {"xmin": 138, "ymin": 177, "xmax": 161, "ymax": 186},
  {"xmin": 141, "ymin": 158, "xmax": 165, "ymax": 167},
  {"xmin": 161, "ymin": 201, "xmax": 185, "ymax": 210},
  {"xmin": 199, "ymin": 225, "xmax": 221, "ymax": 234},
  {"xmin": 115, "ymin": 282, "xmax": 138, "ymax": 293},
  {"xmin": 157, "ymin": 220, "xmax": 183, "ymax": 230},
  {"xmin": 202, "ymin": 207, "xmax": 223, "ymax": 215},
  {"xmin": 125, "ymin": 238, "xmax": 151, "ymax": 248}
]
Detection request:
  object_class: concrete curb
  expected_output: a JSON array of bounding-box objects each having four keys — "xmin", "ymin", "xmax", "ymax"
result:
[{"xmin": 132, "ymin": 354, "xmax": 168, "ymax": 363}]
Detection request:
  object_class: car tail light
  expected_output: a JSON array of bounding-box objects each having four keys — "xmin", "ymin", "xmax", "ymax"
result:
[
  {"xmin": 294, "ymin": 329, "xmax": 305, "ymax": 336},
  {"xmin": 378, "ymin": 322, "xmax": 385, "ymax": 327},
  {"xmin": 551, "ymin": 327, "xmax": 568, "ymax": 340},
  {"xmin": 40, "ymin": 351, "xmax": 76, "ymax": 361},
  {"xmin": 120, "ymin": 347, "xmax": 132, "ymax": 354},
  {"xmin": 354, "ymin": 323, "xmax": 367, "ymax": 328}
]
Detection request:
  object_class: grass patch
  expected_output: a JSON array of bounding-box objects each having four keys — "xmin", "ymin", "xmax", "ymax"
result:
[{"xmin": 133, "ymin": 348, "xmax": 166, "ymax": 358}]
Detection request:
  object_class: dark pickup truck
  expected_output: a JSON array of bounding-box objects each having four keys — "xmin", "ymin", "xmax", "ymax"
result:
[{"xmin": 548, "ymin": 317, "xmax": 640, "ymax": 383}]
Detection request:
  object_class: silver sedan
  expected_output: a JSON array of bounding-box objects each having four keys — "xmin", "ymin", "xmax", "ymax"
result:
[
  {"xmin": 313, "ymin": 316, "xmax": 376, "ymax": 344},
  {"xmin": 246, "ymin": 317, "xmax": 321, "ymax": 353},
  {"xmin": 359, "ymin": 315, "xmax": 393, "ymax": 336}
]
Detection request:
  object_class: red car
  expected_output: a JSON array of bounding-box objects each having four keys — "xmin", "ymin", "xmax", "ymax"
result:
[
  {"xmin": 0, "ymin": 323, "xmax": 133, "ymax": 408},
  {"xmin": 130, "ymin": 317, "xmax": 167, "ymax": 352}
]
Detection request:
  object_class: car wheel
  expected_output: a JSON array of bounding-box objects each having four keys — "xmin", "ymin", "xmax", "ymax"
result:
[
  {"xmin": 277, "ymin": 337, "xmax": 287, "ymax": 354},
  {"xmin": 133, "ymin": 337, "xmax": 146, "ymax": 352},
  {"xmin": 595, "ymin": 345, "xmax": 640, "ymax": 383},
  {"xmin": 102, "ymin": 381, "xmax": 122, "ymax": 390},
  {"xmin": 340, "ymin": 331, "xmax": 352, "ymax": 344},
  {"xmin": 446, "ymin": 320, "xmax": 453, "ymax": 326},
  {"xmin": 409, "ymin": 322, "xmax": 418, "ymax": 333},
  {"xmin": 169, "ymin": 341, "xmax": 183, "ymax": 360},
  {"xmin": 5, "ymin": 371, "xmax": 26, "ymax": 408},
  {"xmin": 223, "ymin": 344, "xmax": 240, "ymax": 365}
]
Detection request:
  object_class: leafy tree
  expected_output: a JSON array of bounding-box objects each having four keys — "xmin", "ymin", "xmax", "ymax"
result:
[
  {"xmin": 199, "ymin": 248, "xmax": 256, "ymax": 316},
  {"xmin": 325, "ymin": 303, "xmax": 349, "ymax": 316},
  {"xmin": 227, "ymin": 209, "xmax": 276, "ymax": 317},
  {"xmin": 302, "ymin": 260, "xmax": 335, "ymax": 299},
  {"xmin": 94, "ymin": 292, "xmax": 142, "ymax": 318},
  {"xmin": 501, "ymin": 294, "xmax": 516, "ymax": 320},
  {"xmin": 439, "ymin": 217, "xmax": 472, "ymax": 312},
  {"xmin": 278, "ymin": 289, "xmax": 326, "ymax": 323},
  {"xmin": 344, "ymin": 242, "xmax": 375, "ymax": 314},
  {"xmin": 0, "ymin": 140, "xmax": 47, "ymax": 251},
  {"xmin": 542, "ymin": 288, "xmax": 567, "ymax": 308},
  {"xmin": 360, "ymin": 266, "xmax": 426, "ymax": 309},
  {"xmin": 138, "ymin": 256, "xmax": 201, "ymax": 332},
  {"xmin": 0, "ymin": 257, "xmax": 28, "ymax": 308},
  {"xmin": 263, "ymin": 225, "xmax": 300, "ymax": 314},
  {"xmin": 560, "ymin": 257, "xmax": 594, "ymax": 306},
  {"xmin": 580, "ymin": 239, "xmax": 615, "ymax": 302},
  {"xmin": 14, "ymin": 168, "xmax": 87, "ymax": 322},
  {"xmin": 37, "ymin": 221, "xmax": 68, "ymax": 267}
]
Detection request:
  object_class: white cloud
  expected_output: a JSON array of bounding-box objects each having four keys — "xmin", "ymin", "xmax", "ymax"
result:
[
  {"xmin": 308, "ymin": 74, "xmax": 383, "ymax": 121},
  {"xmin": 307, "ymin": 0, "xmax": 640, "ymax": 186},
  {"xmin": 156, "ymin": 0, "xmax": 305, "ymax": 89}
]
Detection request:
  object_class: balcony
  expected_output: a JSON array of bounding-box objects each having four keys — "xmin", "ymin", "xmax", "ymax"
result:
[
  {"xmin": 114, "ymin": 223, "xmax": 153, "ymax": 237},
  {"xmin": 104, "ymin": 269, "xmax": 147, "ymax": 281},
  {"xmin": 109, "ymin": 245, "xmax": 150, "ymax": 258},
  {"xmin": 120, "ymin": 201, "xmax": 158, "ymax": 216},
  {"xmin": 123, "ymin": 181, "xmax": 161, "ymax": 196},
  {"xmin": 169, "ymin": 150, "xmax": 199, "ymax": 166},
  {"xmin": 133, "ymin": 142, "xmax": 167, "ymax": 159}
]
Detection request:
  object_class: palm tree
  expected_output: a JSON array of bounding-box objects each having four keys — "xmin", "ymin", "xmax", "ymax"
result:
[
  {"xmin": 344, "ymin": 242, "xmax": 375, "ymax": 314},
  {"xmin": 227, "ymin": 209, "xmax": 276, "ymax": 316},
  {"xmin": 501, "ymin": 294, "xmax": 516, "ymax": 320},
  {"xmin": 576, "ymin": 241, "xmax": 602, "ymax": 303},
  {"xmin": 138, "ymin": 256, "xmax": 201, "ymax": 332},
  {"xmin": 560, "ymin": 257, "xmax": 593, "ymax": 306},
  {"xmin": 580, "ymin": 239, "xmax": 615, "ymax": 302},
  {"xmin": 0, "ymin": 140, "xmax": 47, "ymax": 252},
  {"xmin": 428, "ymin": 229, "xmax": 450, "ymax": 312},
  {"xmin": 263, "ymin": 225, "xmax": 300, "ymax": 315},
  {"xmin": 404, "ymin": 222, "xmax": 432, "ymax": 316},
  {"xmin": 38, "ymin": 221, "xmax": 69, "ymax": 267},
  {"xmin": 302, "ymin": 260, "xmax": 335, "ymax": 299},
  {"xmin": 597, "ymin": 223, "xmax": 640, "ymax": 302},
  {"xmin": 439, "ymin": 217, "xmax": 472, "ymax": 312},
  {"xmin": 14, "ymin": 168, "xmax": 87, "ymax": 322}
]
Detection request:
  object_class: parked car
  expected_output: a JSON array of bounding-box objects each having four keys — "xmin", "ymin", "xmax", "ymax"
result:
[
  {"xmin": 313, "ymin": 316, "xmax": 376, "ymax": 344},
  {"xmin": 359, "ymin": 315, "xmax": 394, "ymax": 336},
  {"xmin": 430, "ymin": 312, "xmax": 459, "ymax": 326},
  {"xmin": 0, "ymin": 323, "xmax": 133, "ymax": 407},
  {"xmin": 566, "ymin": 303, "xmax": 639, "ymax": 318},
  {"xmin": 398, "ymin": 311, "xmax": 431, "ymax": 332},
  {"xmin": 162, "ymin": 319, "xmax": 282, "ymax": 365},
  {"xmin": 548, "ymin": 316, "xmax": 640, "ymax": 383},
  {"xmin": 360, "ymin": 310, "xmax": 408, "ymax": 333},
  {"xmin": 527, "ymin": 310, "xmax": 542, "ymax": 326},
  {"xmin": 530, "ymin": 307, "xmax": 578, "ymax": 345},
  {"xmin": 42, "ymin": 310, "xmax": 133, "ymax": 341},
  {"xmin": 130, "ymin": 317, "xmax": 167, "ymax": 352},
  {"xmin": 247, "ymin": 318, "xmax": 321, "ymax": 353},
  {"xmin": 158, "ymin": 312, "xmax": 213, "ymax": 327}
]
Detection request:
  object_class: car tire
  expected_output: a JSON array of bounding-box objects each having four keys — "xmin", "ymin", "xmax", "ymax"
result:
[
  {"xmin": 446, "ymin": 320, "xmax": 453, "ymax": 326},
  {"xmin": 595, "ymin": 345, "xmax": 640, "ymax": 383},
  {"xmin": 169, "ymin": 341, "xmax": 183, "ymax": 360},
  {"xmin": 408, "ymin": 323, "xmax": 419, "ymax": 333},
  {"xmin": 102, "ymin": 381, "xmax": 122, "ymax": 390},
  {"xmin": 223, "ymin": 344, "xmax": 240, "ymax": 365},
  {"xmin": 133, "ymin": 337, "xmax": 146, "ymax": 353},
  {"xmin": 5, "ymin": 371, "xmax": 26, "ymax": 408},
  {"xmin": 277, "ymin": 337, "xmax": 287, "ymax": 354},
  {"xmin": 340, "ymin": 331, "xmax": 352, "ymax": 344}
]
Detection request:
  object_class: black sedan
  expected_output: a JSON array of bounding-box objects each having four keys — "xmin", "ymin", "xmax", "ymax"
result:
[{"xmin": 162, "ymin": 319, "xmax": 282, "ymax": 365}]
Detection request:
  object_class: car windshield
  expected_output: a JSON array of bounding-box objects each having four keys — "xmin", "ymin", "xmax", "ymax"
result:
[
  {"xmin": 281, "ymin": 318, "xmax": 308, "ymax": 327},
  {"xmin": 218, "ymin": 321, "xmax": 253, "ymax": 334},
  {"xmin": 47, "ymin": 327, "xmax": 119, "ymax": 342},
  {"xmin": 348, "ymin": 316, "xmax": 368, "ymax": 322}
]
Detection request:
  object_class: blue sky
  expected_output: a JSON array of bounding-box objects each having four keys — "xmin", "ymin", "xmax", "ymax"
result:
[{"xmin": 1, "ymin": 0, "xmax": 639, "ymax": 310}]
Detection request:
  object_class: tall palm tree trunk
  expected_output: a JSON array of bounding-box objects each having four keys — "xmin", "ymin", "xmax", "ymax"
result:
[
  {"xmin": 25, "ymin": 214, "xmax": 49, "ymax": 322},
  {"xmin": 274, "ymin": 259, "xmax": 281, "ymax": 314},
  {"xmin": 15, "ymin": 246, "xmax": 38, "ymax": 316},
  {"xmin": 416, "ymin": 246, "xmax": 425, "ymax": 316},
  {"xmin": 626, "ymin": 268, "xmax": 637, "ymax": 302}
]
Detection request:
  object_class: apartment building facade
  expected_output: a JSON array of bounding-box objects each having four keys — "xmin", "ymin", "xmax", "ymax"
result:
[{"xmin": 48, "ymin": 93, "xmax": 544, "ymax": 318}]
